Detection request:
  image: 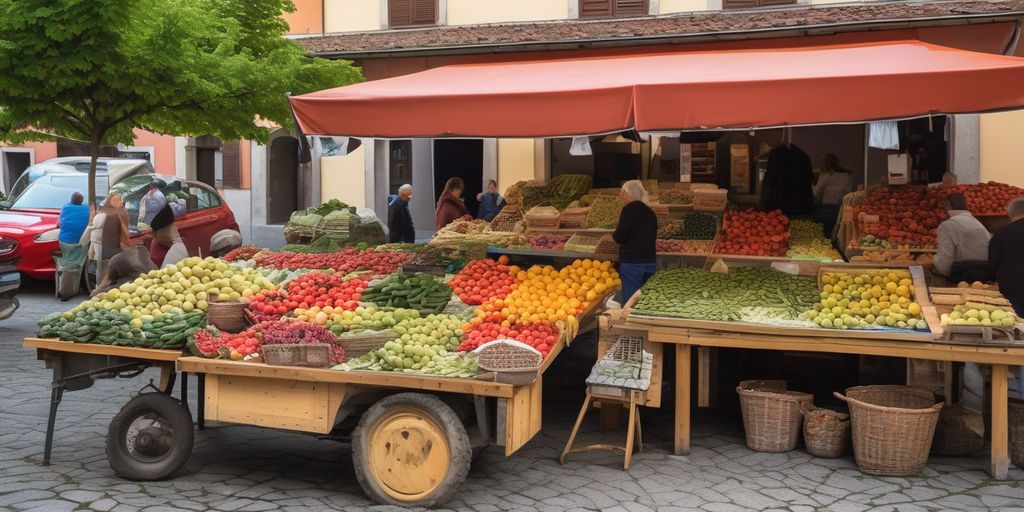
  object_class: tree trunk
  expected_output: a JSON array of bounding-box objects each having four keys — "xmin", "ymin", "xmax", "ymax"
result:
[{"xmin": 88, "ymin": 132, "xmax": 101, "ymax": 209}]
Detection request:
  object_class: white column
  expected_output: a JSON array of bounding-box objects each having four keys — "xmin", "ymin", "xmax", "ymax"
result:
[{"xmin": 951, "ymin": 114, "xmax": 980, "ymax": 184}]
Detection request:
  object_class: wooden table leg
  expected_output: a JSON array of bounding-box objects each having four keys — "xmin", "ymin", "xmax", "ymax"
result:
[
  {"xmin": 990, "ymin": 363, "xmax": 1009, "ymax": 479},
  {"xmin": 675, "ymin": 344, "xmax": 691, "ymax": 456}
]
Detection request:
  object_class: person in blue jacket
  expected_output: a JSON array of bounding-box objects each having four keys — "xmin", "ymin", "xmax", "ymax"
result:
[
  {"xmin": 57, "ymin": 192, "xmax": 90, "ymax": 247},
  {"xmin": 476, "ymin": 179, "xmax": 505, "ymax": 222}
]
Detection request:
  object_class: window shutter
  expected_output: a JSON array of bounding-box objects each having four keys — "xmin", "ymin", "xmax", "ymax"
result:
[
  {"xmin": 758, "ymin": 0, "xmax": 797, "ymax": 5},
  {"xmin": 579, "ymin": 0, "xmax": 613, "ymax": 18},
  {"xmin": 390, "ymin": 0, "xmax": 435, "ymax": 27},
  {"xmin": 412, "ymin": 0, "xmax": 436, "ymax": 25},
  {"xmin": 221, "ymin": 141, "xmax": 241, "ymax": 188},
  {"xmin": 614, "ymin": 0, "xmax": 648, "ymax": 16}
]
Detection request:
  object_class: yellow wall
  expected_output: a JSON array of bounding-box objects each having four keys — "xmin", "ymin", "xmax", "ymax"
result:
[
  {"xmin": 447, "ymin": 0, "xmax": 569, "ymax": 25},
  {"xmin": 497, "ymin": 139, "xmax": 538, "ymax": 193},
  {"xmin": 320, "ymin": 146, "xmax": 368, "ymax": 208},
  {"xmin": 659, "ymin": 0, "xmax": 708, "ymax": 14},
  {"xmin": 324, "ymin": 0, "xmax": 380, "ymax": 33},
  {"xmin": 980, "ymin": 111, "xmax": 1024, "ymax": 188}
]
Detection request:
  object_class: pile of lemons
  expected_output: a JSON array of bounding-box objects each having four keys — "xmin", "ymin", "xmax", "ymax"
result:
[{"xmin": 804, "ymin": 269, "xmax": 928, "ymax": 330}]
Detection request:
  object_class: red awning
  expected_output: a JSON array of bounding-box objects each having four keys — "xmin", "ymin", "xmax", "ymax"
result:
[{"xmin": 290, "ymin": 40, "xmax": 1024, "ymax": 138}]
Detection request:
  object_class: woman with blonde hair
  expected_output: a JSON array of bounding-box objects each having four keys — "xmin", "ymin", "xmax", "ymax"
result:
[{"xmin": 612, "ymin": 180, "xmax": 658, "ymax": 302}]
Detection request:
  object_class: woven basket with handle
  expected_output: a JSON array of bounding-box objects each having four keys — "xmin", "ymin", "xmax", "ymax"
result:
[
  {"xmin": 736, "ymin": 380, "xmax": 813, "ymax": 453},
  {"xmin": 262, "ymin": 343, "xmax": 331, "ymax": 368},
  {"xmin": 337, "ymin": 330, "xmax": 397, "ymax": 361},
  {"xmin": 207, "ymin": 301, "xmax": 248, "ymax": 333},
  {"xmin": 835, "ymin": 385, "xmax": 942, "ymax": 476}
]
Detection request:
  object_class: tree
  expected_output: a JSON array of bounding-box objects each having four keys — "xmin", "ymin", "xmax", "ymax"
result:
[{"xmin": 0, "ymin": 0, "xmax": 361, "ymax": 206}]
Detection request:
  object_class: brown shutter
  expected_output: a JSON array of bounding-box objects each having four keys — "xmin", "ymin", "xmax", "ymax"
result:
[
  {"xmin": 390, "ymin": 0, "xmax": 435, "ymax": 27},
  {"xmin": 221, "ymin": 141, "xmax": 241, "ymax": 188},
  {"xmin": 579, "ymin": 0, "xmax": 613, "ymax": 18},
  {"xmin": 758, "ymin": 0, "xmax": 797, "ymax": 5},
  {"xmin": 614, "ymin": 0, "xmax": 648, "ymax": 16}
]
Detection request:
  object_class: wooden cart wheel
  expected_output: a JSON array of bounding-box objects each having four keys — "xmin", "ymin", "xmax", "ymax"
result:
[
  {"xmin": 352, "ymin": 393, "xmax": 471, "ymax": 508},
  {"xmin": 106, "ymin": 393, "xmax": 194, "ymax": 481}
]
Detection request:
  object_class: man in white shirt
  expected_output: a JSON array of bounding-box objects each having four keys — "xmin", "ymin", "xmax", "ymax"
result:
[{"xmin": 934, "ymin": 192, "xmax": 992, "ymax": 282}]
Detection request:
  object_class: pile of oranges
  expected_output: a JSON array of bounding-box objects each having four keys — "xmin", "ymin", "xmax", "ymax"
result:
[{"xmin": 472, "ymin": 259, "xmax": 620, "ymax": 327}]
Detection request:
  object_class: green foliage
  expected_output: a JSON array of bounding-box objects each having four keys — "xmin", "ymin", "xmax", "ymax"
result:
[{"xmin": 0, "ymin": 0, "xmax": 361, "ymax": 204}]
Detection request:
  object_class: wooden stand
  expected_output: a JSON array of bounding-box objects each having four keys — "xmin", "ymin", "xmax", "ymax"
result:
[{"xmin": 560, "ymin": 388, "xmax": 644, "ymax": 469}]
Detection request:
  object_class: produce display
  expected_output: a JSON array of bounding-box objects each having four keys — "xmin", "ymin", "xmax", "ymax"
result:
[
  {"xmin": 680, "ymin": 212, "xmax": 719, "ymax": 240},
  {"xmin": 582, "ymin": 195, "xmax": 625, "ymax": 229},
  {"xmin": 458, "ymin": 321, "xmax": 560, "ymax": 358},
  {"xmin": 337, "ymin": 314, "xmax": 478, "ymax": 377},
  {"xmin": 942, "ymin": 182, "xmax": 1024, "ymax": 216},
  {"xmin": 519, "ymin": 174, "xmax": 592, "ymax": 210},
  {"xmin": 224, "ymin": 245, "xmax": 262, "ymax": 262},
  {"xmin": 806, "ymin": 270, "xmax": 928, "ymax": 331},
  {"xmin": 529, "ymin": 234, "xmax": 569, "ymax": 251},
  {"xmin": 716, "ymin": 209, "xmax": 790, "ymax": 256},
  {"xmin": 254, "ymin": 247, "xmax": 412, "ymax": 275},
  {"xmin": 632, "ymin": 267, "xmax": 818, "ymax": 325},
  {"xmin": 940, "ymin": 303, "xmax": 1017, "ymax": 328},
  {"xmin": 449, "ymin": 257, "xmax": 516, "ymax": 305},
  {"xmin": 473, "ymin": 259, "xmax": 619, "ymax": 326},
  {"xmin": 656, "ymin": 219, "xmax": 684, "ymax": 239},
  {"xmin": 786, "ymin": 220, "xmax": 842, "ymax": 262},
  {"xmin": 189, "ymin": 326, "xmax": 261, "ymax": 360},
  {"xmin": 360, "ymin": 272, "xmax": 453, "ymax": 314},
  {"xmin": 855, "ymin": 186, "xmax": 946, "ymax": 247},
  {"xmin": 39, "ymin": 309, "xmax": 205, "ymax": 348},
  {"xmin": 656, "ymin": 239, "xmax": 714, "ymax": 255},
  {"xmin": 656, "ymin": 189, "xmax": 693, "ymax": 206},
  {"xmin": 857, "ymin": 235, "xmax": 892, "ymax": 249}
]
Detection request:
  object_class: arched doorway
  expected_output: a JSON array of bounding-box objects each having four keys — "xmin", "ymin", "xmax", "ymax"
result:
[{"xmin": 267, "ymin": 136, "xmax": 299, "ymax": 224}]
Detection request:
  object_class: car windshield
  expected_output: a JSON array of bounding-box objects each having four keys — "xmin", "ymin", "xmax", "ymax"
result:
[{"xmin": 12, "ymin": 175, "xmax": 109, "ymax": 209}]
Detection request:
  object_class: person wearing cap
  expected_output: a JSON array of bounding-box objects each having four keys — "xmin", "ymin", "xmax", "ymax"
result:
[
  {"xmin": 388, "ymin": 184, "xmax": 415, "ymax": 243},
  {"xmin": 148, "ymin": 204, "xmax": 184, "ymax": 267}
]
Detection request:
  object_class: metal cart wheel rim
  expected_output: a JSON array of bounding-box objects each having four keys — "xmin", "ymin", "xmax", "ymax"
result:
[
  {"xmin": 124, "ymin": 412, "xmax": 175, "ymax": 463},
  {"xmin": 366, "ymin": 407, "xmax": 452, "ymax": 502}
]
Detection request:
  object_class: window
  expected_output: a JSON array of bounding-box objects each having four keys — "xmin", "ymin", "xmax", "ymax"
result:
[
  {"xmin": 388, "ymin": 0, "xmax": 437, "ymax": 28},
  {"xmin": 389, "ymin": 140, "xmax": 412, "ymax": 195},
  {"xmin": 220, "ymin": 141, "xmax": 241, "ymax": 189},
  {"xmin": 723, "ymin": 0, "xmax": 797, "ymax": 9},
  {"xmin": 13, "ymin": 175, "xmax": 109, "ymax": 209},
  {"xmin": 187, "ymin": 185, "xmax": 222, "ymax": 211},
  {"xmin": 579, "ymin": 0, "xmax": 648, "ymax": 18}
]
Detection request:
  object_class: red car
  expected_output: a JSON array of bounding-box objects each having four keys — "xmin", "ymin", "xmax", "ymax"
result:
[{"xmin": 0, "ymin": 173, "xmax": 240, "ymax": 280}]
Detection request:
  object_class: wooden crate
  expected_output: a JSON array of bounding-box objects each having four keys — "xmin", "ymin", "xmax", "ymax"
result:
[{"xmin": 204, "ymin": 374, "xmax": 347, "ymax": 434}]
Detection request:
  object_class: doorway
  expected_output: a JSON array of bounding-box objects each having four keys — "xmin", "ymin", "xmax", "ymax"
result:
[
  {"xmin": 1, "ymin": 151, "xmax": 32, "ymax": 195},
  {"xmin": 267, "ymin": 136, "xmax": 299, "ymax": 225},
  {"xmin": 193, "ymin": 135, "xmax": 220, "ymax": 188},
  {"xmin": 433, "ymin": 140, "xmax": 483, "ymax": 217}
]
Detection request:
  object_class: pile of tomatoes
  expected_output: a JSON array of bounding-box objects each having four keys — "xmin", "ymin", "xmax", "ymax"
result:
[
  {"xmin": 254, "ymin": 248, "xmax": 412, "ymax": 275},
  {"xmin": 943, "ymin": 182, "xmax": 1024, "ymax": 216},
  {"xmin": 246, "ymin": 273, "xmax": 367, "ymax": 322},
  {"xmin": 855, "ymin": 186, "xmax": 946, "ymax": 247},
  {"xmin": 716, "ymin": 209, "xmax": 790, "ymax": 256},
  {"xmin": 193, "ymin": 327, "xmax": 261, "ymax": 360},
  {"xmin": 457, "ymin": 320, "xmax": 559, "ymax": 358},
  {"xmin": 448, "ymin": 256, "xmax": 518, "ymax": 305}
]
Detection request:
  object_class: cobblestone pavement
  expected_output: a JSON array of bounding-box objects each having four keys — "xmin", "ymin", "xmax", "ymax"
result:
[{"xmin": 2, "ymin": 285, "xmax": 1024, "ymax": 512}]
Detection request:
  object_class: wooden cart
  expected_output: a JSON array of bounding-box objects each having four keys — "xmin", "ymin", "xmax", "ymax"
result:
[{"xmin": 22, "ymin": 304, "xmax": 595, "ymax": 508}]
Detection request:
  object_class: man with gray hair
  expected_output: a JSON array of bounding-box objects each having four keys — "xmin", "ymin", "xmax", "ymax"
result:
[
  {"xmin": 388, "ymin": 184, "xmax": 415, "ymax": 243},
  {"xmin": 989, "ymin": 197, "xmax": 1024, "ymax": 315}
]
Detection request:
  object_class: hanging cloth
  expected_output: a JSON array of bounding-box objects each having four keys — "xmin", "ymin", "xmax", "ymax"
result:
[{"xmin": 868, "ymin": 121, "xmax": 900, "ymax": 150}]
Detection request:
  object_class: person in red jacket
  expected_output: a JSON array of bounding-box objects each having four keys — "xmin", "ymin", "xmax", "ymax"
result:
[{"xmin": 435, "ymin": 177, "xmax": 471, "ymax": 230}]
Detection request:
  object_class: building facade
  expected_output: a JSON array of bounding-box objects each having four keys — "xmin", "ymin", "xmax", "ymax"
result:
[{"xmin": 289, "ymin": 0, "xmax": 1024, "ymax": 236}]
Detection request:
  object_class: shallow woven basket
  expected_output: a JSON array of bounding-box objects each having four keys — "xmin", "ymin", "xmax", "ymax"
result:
[
  {"xmin": 262, "ymin": 343, "xmax": 331, "ymax": 368},
  {"xmin": 477, "ymin": 342, "xmax": 543, "ymax": 372},
  {"xmin": 737, "ymin": 380, "xmax": 813, "ymax": 453},
  {"xmin": 835, "ymin": 385, "xmax": 942, "ymax": 476},
  {"xmin": 207, "ymin": 301, "xmax": 248, "ymax": 333},
  {"xmin": 558, "ymin": 207, "xmax": 591, "ymax": 230},
  {"xmin": 525, "ymin": 215, "xmax": 560, "ymax": 230},
  {"xmin": 694, "ymin": 189, "xmax": 728, "ymax": 212},
  {"xmin": 801, "ymin": 403, "xmax": 851, "ymax": 458},
  {"xmin": 337, "ymin": 330, "xmax": 396, "ymax": 361},
  {"xmin": 491, "ymin": 210, "xmax": 523, "ymax": 232},
  {"xmin": 1010, "ymin": 402, "xmax": 1024, "ymax": 468}
]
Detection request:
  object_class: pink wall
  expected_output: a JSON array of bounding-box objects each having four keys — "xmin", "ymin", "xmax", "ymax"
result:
[{"xmin": 131, "ymin": 129, "xmax": 176, "ymax": 176}]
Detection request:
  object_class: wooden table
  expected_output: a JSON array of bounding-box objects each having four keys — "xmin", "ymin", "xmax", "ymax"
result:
[{"xmin": 620, "ymin": 323, "xmax": 1024, "ymax": 479}]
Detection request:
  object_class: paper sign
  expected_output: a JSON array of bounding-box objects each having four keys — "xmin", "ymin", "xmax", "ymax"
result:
[
  {"xmin": 771, "ymin": 261, "xmax": 801, "ymax": 275},
  {"xmin": 887, "ymin": 153, "xmax": 910, "ymax": 185},
  {"xmin": 569, "ymin": 136, "xmax": 592, "ymax": 156}
]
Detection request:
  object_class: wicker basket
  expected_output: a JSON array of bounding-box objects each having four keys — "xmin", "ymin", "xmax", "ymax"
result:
[
  {"xmin": 694, "ymin": 189, "xmax": 728, "ymax": 212},
  {"xmin": 559, "ymin": 207, "xmax": 591, "ymax": 230},
  {"xmin": 564, "ymin": 234, "xmax": 601, "ymax": 254},
  {"xmin": 736, "ymin": 380, "xmax": 813, "ymax": 453},
  {"xmin": 207, "ymin": 301, "xmax": 248, "ymax": 333},
  {"xmin": 930, "ymin": 405, "xmax": 984, "ymax": 457},
  {"xmin": 594, "ymin": 234, "xmax": 619, "ymax": 257},
  {"xmin": 1010, "ymin": 402, "xmax": 1024, "ymax": 468},
  {"xmin": 491, "ymin": 205, "xmax": 523, "ymax": 232},
  {"xmin": 834, "ymin": 386, "xmax": 942, "ymax": 476},
  {"xmin": 801, "ymin": 403, "xmax": 851, "ymax": 458},
  {"xmin": 263, "ymin": 343, "xmax": 331, "ymax": 368},
  {"xmin": 524, "ymin": 207, "xmax": 561, "ymax": 230},
  {"xmin": 477, "ymin": 340, "xmax": 542, "ymax": 386},
  {"xmin": 337, "ymin": 330, "xmax": 397, "ymax": 361}
]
